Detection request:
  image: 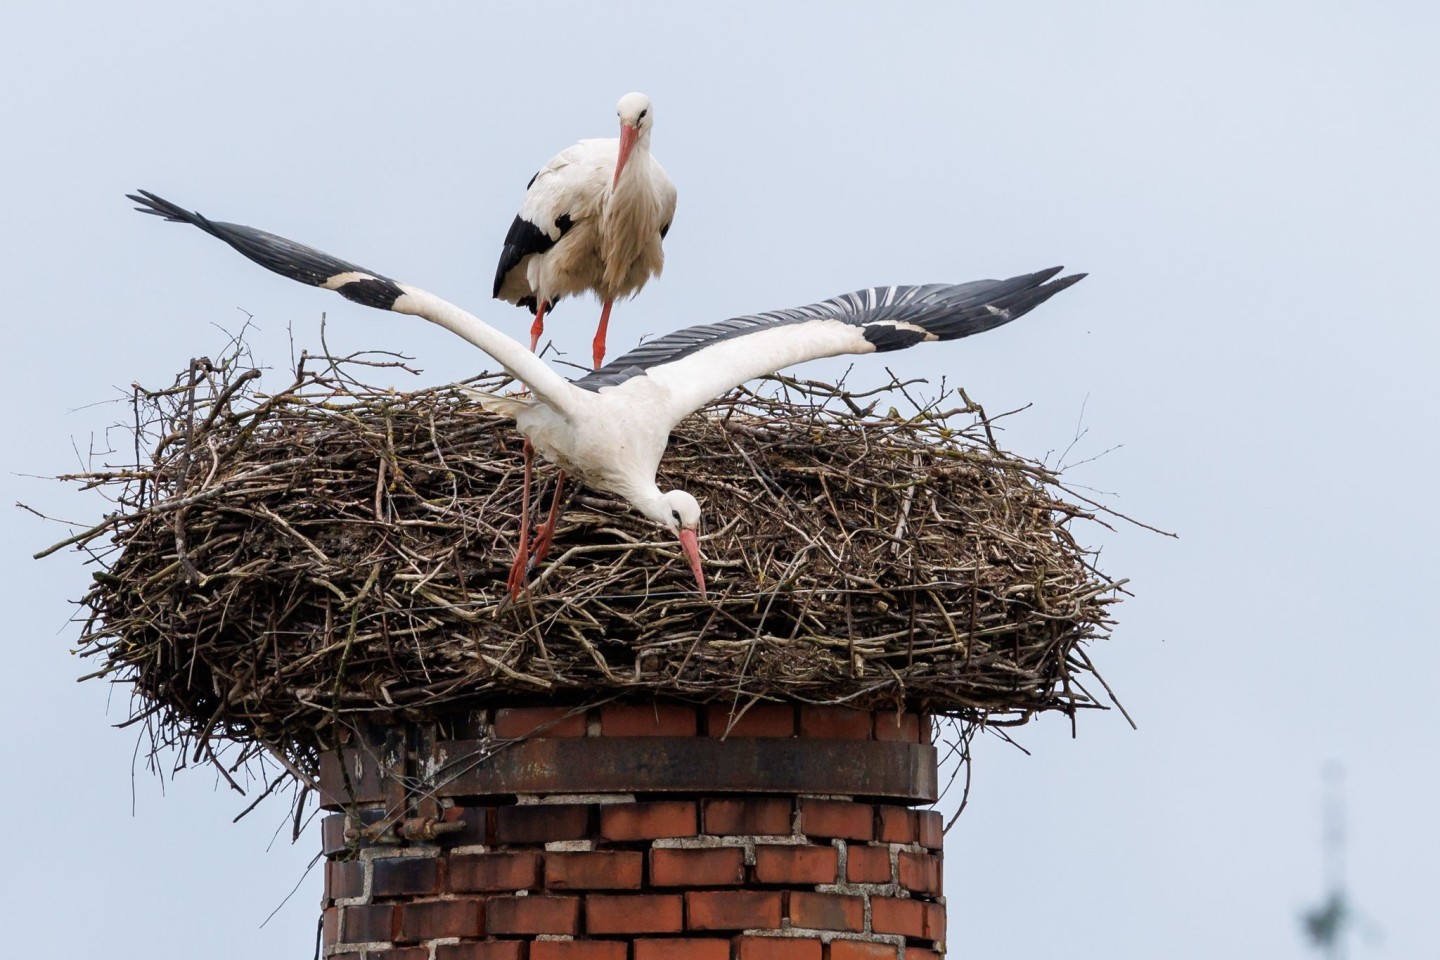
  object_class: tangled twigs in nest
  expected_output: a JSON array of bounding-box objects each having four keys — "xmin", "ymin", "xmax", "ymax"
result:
[{"xmin": 35, "ymin": 337, "xmax": 1132, "ymax": 803}]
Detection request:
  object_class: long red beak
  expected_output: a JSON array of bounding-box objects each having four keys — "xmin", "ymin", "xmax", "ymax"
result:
[
  {"xmin": 613, "ymin": 124, "xmax": 639, "ymax": 189},
  {"xmin": 677, "ymin": 528, "xmax": 707, "ymax": 598}
]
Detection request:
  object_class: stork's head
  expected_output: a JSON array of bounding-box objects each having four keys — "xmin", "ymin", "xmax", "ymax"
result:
[
  {"xmin": 650, "ymin": 488, "xmax": 706, "ymax": 598},
  {"xmin": 613, "ymin": 92, "xmax": 654, "ymax": 188}
]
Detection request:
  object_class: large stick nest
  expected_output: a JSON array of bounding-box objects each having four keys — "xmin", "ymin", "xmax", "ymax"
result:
[{"xmin": 47, "ymin": 336, "xmax": 1129, "ymax": 790}]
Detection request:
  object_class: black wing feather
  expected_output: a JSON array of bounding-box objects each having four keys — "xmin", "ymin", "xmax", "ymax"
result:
[
  {"xmin": 128, "ymin": 190, "xmax": 405, "ymax": 310},
  {"xmin": 573, "ymin": 268, "xmax": 1083, "ymax": 392}
]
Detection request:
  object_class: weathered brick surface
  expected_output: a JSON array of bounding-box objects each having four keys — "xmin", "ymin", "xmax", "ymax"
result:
[
  {"xmin": 434, "ymin": 942, "xmax": 526, "ymax": 960},
  {"xmin": 318, "ymin": 710, "xmax": 944, "ymax": 957},
  {"xmin": 686, "ymin": 890, "xmax": 784, "ymax": 930},
  {"xmin": 371, "ymin": 857, "xmax": 440, "ymax": 898},
  {"xmin": 397, "ymin": 898, "xmax": 484, "ymax": 941},
  {"xmin": 789, "ymin": 891, "xmax": 865, "ymax": 931},
  {"xmin": 494, "ymin": 706, "xmax": 587, "ymax": 738},
  {"xmin": 650, "ymin": 847, "xmax": 746, "ymax": 887},
  {"xmin": 844, "ymin": 845, "xmax": 892, "ymax": 884},
  {"xmin": 450, "ymin": 852, "xmax": 542, "ymax": 892},
  {"xmin": 917, "ymin": 810, "xmax": 945, "ymax": 850},
  {"xmin": 753, "ymin": 844, "xmax": 838, "ymax": 885},
  {"xmin": 601, "ymin": 702, "xmax": 699, "ymax": 736},
  {"xmin": 326, "ymin": 859, "xmax": 365, "ymax": 900},
  {"xmin": 600, "ymin": 800, "xmax": 698, "ymax": 840},
  {"xmin": 486, "ymin": 895, "xmax": 582, "ymax": 935},
  {"xmin": 898, "ymin": 851, "xmax": 942, "ymax": 896},
  {"xmin": 342, "ymin": 902, "xmax": 398, "ymax": 942},
  {"xmin": 496, "ymin": 803, "xmax": 593, "ymax": 845},
  {"xmin": 869, "ymin": 897, "xmax": 925, "ymax": 938},
  {"xmin": 706, "ymin": 704, "xmax": 796, "ymax": 738},
  {"xmin": 875, "ymin": 806, "xmax": 918, "ymax": 844},
  {"xmin": 634, "ymin": 938, "xmax": 731, "ymax": 960},
  {"xmin": 586, "ymin": 893, "xmax": 685, "ymax": 934},
  {"xmin": 735, "ymin": 935, "xmax": 823, "ymax": 959},
  {"xmin": 530, "ymin": 942, "xmax": 628, "ymax": 960},
  {"xmin": 799, "ymin": 799, "xmax": 873, "ymax": 841},
  {"xmin": 546, "ymin": 850, "xmax": 645, "ymax": 890},
  {"xmin": 828, "ymin": 941, "xmax": 900, "ymax": 960},
  {"xmin": 799, "ymin": 707, "xmax": 873, "ymax": 740},
  {"xmin": 703, "ymin": 797, "xmax": 793, "ymax": 836},
  {"xmin": 872, "ymin": 712, "xmax": 921, "ymax": 743}
]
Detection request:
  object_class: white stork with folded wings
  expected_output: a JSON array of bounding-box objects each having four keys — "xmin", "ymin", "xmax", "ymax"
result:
[{"xmin": 128, "ymin": 190, "xmax": 1084, "ymax": 599}]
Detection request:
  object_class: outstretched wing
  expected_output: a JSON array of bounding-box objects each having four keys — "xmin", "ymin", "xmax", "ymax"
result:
[
  {"xmin": 574, "ymin": 268, "xmax": 1084, "ymax": 430},
  {"xmin": 128, "ymin": 190, "xmax": 580, "ymax": 417}
]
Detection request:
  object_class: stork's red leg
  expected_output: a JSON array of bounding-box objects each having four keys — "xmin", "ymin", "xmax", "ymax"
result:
[
  {"xmin": 592, "ymin": 300, "xmax": 614, "ymax": 370},
  {"xmin": 506, "ymin": 439, "xmax": 535, "ymax": 598},
  {"xmin": 528, "ymin": 300, "xmax": 550, "ymax": 354},
  {"xmin": 528, "ymin": 470, "xmax": 568, "ymax": 568}
]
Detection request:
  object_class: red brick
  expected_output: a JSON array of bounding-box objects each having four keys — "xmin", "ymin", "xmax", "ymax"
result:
[
  {"xmin": 735, "ymin": 936, "xmax": 823, "ymax": 960},
  {"xmin": 397, "ymin": 898, "xmax": 484, "ymax": 941},
  {"xmin": 600, "ymin": 800, "xmax": 698, "ymax": 840},
  {"xmin": 435, "ymin": 943, "xmax": 526, "ymax": 960},
  {"xmin": 922, "ymin": 900, "xmax": 946, "ymax": 941},
  {"xmin": 869, "ymin": 897, "xmax": 925, "ymax": 938},
  {"xmin": 844, "ymin": 846, "xmax": 892, "ymax": 884},
  {"xmin": 753, "ymin": 844, "xmax": 838, "ymax": 885},
  {"xmin": 441, "ymin": 804, "xmax": 492, "ymax": 846},
  {"xmin": 546, "ymin": 851, "xmax": 644, "ymax": 890},
  {"xmin": 789, "ymin": 892, "xmax": 864, "ymax": 931},
  {"xmin": 530, "ymin": 943, "xmax": 627, "ymax": 960},
  {"xmin": 586, "ymin": 893, "xmax": 686, "ymax": 934},
  {"xmin": 828, "ymin": 941, "xmax": 899, "ymax": 960},
  {"xmin": 496, "ymin": 803, "xmax": 593, "ymax": 844},
  {"xmin": 906, "ymin": 949, "xmax": 942, "ymax": 960},
  {"xmin": 371, "ymin": 857, "xmax": 440, "ymax": 897},
  {"xmin": 917, "ymin": 810, "xmax": 944, "ymax": 850},
  {"xmin": 704, "ymin": 797, "xmax": 793, "ymax": 836},
  {"xmin": 486, "ymin": 895, "xmax": 581, "ymax": 935},
  {"xmin": 635, "ymin": 938, "xmax": 731, "ymax": 960},
  {"xmin": 798, "ymin": 707, "xmax": 873, "ymax": 740},
  {"xmin": 368, "ymin": 949, "xmax": 429, "ymax": 960},
  {"xmin": 799, "ymin": 800, "xmax": 873, "ymax": 841},
  {"xmin": 494, "ymin": 706, "xmax": 587, "ymax": 738},
  {"xmin": 326, "ymin": 859, "xmax": 365, "ymax": 901},
  {"xmin": 322, "ymin": 813, "xmax": 349, "ymax": 855},
  {"xmin": 875, "ymin": 806, "xmax": 917, "ymax": 844},
  {"xmin": 331, "ymin": 954, "xmax": 364, "ymax": 960},
  {"xmin": 651, "ymin": 847, "xmax": 746, "ymax": 887},
  {"xmin": 323, "ymin": 906, "xmax": 340, "ymax": 946},
  {"xmin": 450, "ymin": 852, "xmax": 542, "ymax": 892},
  {"xmin": 686, "ymin": 890, "xmax": 783, "ymax": 930},
  {"xmin": 706, "ymin": 703, "xmax": 795, "ymax": 738},
  {"xmin": 600, "ymin": 702, "xmax": 698, "ymax": 736},
  {"xmin": 341, "ymin": 903, "xmax": 397, "ymax": 942},
  {"xmin": 873, "ymin": 712, "xmax": 919, "ymax": 743},
  {"xmin": 918, "ymin": 714, "xmax": 933, "ymax": 744},
  {"xmin": 898, "ymin": 851, "xmax": 942, "ymax": 895}
]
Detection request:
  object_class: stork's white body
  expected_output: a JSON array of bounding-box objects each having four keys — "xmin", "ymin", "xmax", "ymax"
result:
[{"xmin": 493, "ymin": 96, "xmax": 676, "ymax": 316}]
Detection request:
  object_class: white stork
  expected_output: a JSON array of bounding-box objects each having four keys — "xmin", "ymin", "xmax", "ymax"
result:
[
  {"xmin": 493, "ymin": 91, "xmax": 676, "ymax": 371},
  {"xmin": 129, "ymin": 190, "xmax": 1084, "ymax": 600}
]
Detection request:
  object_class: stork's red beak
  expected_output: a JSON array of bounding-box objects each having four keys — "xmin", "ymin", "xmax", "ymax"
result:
[
  {"xmin": 613, "ymin": 124, "xmax": 639, "ymax": 189},
  {"xmin": 677, "ymin": 528, "xmax": 707, "ymax": 598}
]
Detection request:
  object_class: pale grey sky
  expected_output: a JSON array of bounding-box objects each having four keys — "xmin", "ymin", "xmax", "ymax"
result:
[{"xmin": 4, "ymin": 2, "xmax": 1437, "ymax": 957}]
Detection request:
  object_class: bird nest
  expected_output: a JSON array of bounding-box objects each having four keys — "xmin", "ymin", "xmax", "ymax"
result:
[{"xmin": 42, "ymin": 335, "xmax": 1131, "ymax": 795}]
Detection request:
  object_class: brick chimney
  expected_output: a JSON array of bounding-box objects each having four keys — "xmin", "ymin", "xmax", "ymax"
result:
[{"xmin": 318, "ymin": 702, "xmax": 945, "ymax": 959}]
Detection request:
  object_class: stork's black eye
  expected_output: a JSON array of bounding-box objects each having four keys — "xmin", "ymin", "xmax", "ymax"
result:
[
  {"xmin": 639, "ymin": 109, "xmax": 648, "ymax": 120},
  {"xmin": 671, "ymin": 509, "xmax": 681, "ymax": 522}
]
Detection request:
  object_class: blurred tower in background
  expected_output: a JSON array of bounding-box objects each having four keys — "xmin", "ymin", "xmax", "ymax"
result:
[{"xmin": 1300, "ymin": 763, "xmax": 1350, "ymax": 958}]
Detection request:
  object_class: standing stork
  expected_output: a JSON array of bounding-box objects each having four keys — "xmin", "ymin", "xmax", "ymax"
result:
[
  {"xmin": 130, "ymin": 191, "xmax": 1084, "ymax": 600},
  {"xmin": 493, "ymin": 91, "xmax": 676, "ymax": 371}
]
